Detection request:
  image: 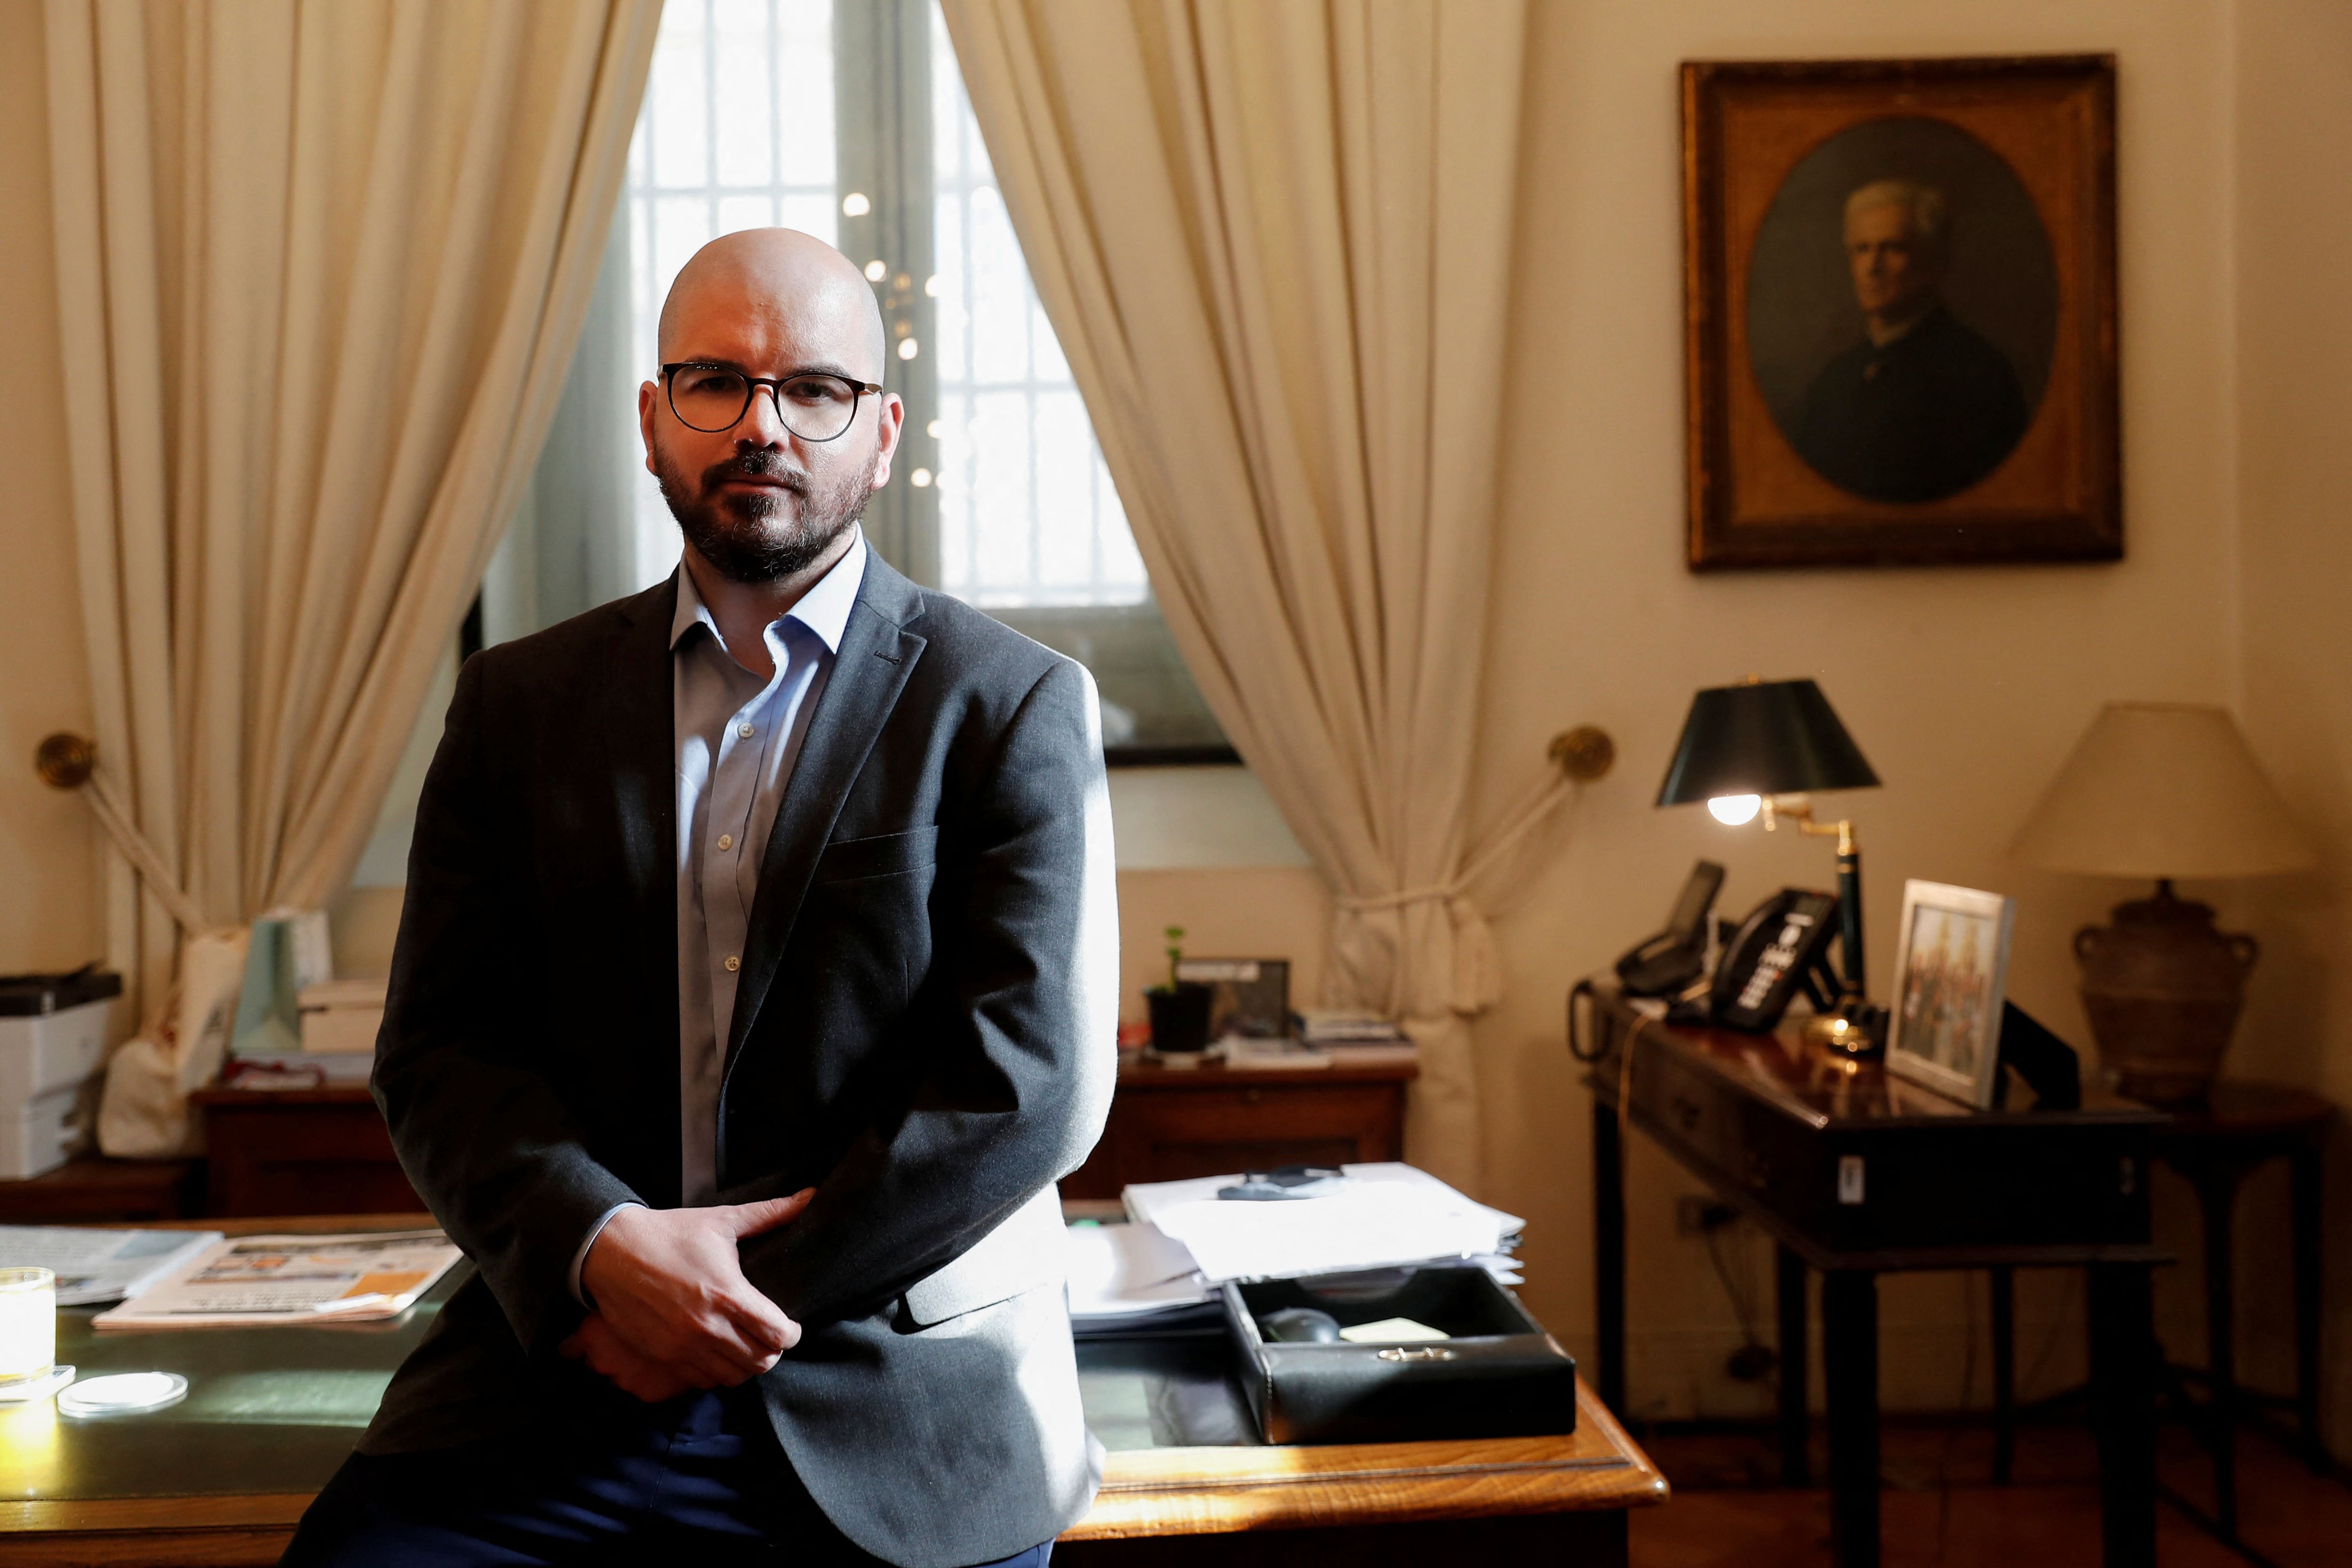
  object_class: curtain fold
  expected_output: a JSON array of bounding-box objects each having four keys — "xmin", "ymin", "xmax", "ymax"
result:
[
  {"xmin": 44, "ymin": 0, "xmax": 661, "ymax": 1012},
  {"xmin": 941, "ymin": 0, "xmax": 1538, "ymax": 1187}
]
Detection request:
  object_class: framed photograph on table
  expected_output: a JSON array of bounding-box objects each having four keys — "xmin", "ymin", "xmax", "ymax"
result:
[
  {"xmin": 1682, "ymin": 55, "xmax": 2119, "ymax": 570},
  {"xmin": 1886, "ymin": 880, "xmax": 2016, "ymax": 1107}
]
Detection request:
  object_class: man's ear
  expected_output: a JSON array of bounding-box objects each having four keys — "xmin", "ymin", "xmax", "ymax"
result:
[
  {"xmin": 638, "ymin": 381, "xmax": 660, "ymax": 477},
  {"xmin": 868, "ymin": 393, "xmax": 905, "ymax": 488}
]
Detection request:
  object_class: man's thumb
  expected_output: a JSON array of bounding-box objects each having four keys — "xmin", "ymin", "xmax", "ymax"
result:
[{"xmin": 728, "ymin": 1187, "xmax": 817, "ymax": 1239}]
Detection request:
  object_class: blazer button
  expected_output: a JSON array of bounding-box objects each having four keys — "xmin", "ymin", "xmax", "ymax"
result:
[{"xmin": 724, "ymin": 955, "xmax": 741, "ymax": 972}]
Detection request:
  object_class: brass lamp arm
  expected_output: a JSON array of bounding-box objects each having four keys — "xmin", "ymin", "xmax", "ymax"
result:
[{"xmin": 1757, "ymin": 796, "xmax": 1857, "ymax": 855}]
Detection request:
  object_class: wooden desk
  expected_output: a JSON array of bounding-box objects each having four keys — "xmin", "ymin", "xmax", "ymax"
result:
[
  {"xmin": 1580, "ymin": 987, "xmax": 2164, "ymax": 1568},
  {"xmin": 187, "ymin": 1085, "xmax": 421, "ymax": 1217},
  {"xmin": 0, "ymin": 1215, "xmax": 1660, "ymax": 1566},
  {"xmin": 1059, "ymin": 1055, "xmax": 1416, "ymax": 1200}
]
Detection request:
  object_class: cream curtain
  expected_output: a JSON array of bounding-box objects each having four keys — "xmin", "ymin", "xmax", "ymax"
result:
[
  {"xmin": 941, "ymin": 0, "xmax": 1539, "ymax": 1187},
  {"xmin": 44, "ymin": 0, "xmax": 660, "ymax": 1013}
]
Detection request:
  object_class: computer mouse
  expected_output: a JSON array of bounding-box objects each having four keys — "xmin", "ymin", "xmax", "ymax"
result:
[{"xmin": 1257, "ymin": 1307, "xmax": 1343, "ymax": 1344}]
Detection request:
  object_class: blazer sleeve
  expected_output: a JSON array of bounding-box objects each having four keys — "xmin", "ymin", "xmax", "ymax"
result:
[
  {"xmin": 737, "ymin": 656, "xmax": 1118, "ymax": 1325},
  {"xmin": 371, "ymin": 653, "xmax": 646, "ymax": 1355}
]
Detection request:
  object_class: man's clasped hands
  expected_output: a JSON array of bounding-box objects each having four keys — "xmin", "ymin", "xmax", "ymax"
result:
[{"xmin": 560, "ymin": 1190, "xmax": 815, "ymax": 1403}]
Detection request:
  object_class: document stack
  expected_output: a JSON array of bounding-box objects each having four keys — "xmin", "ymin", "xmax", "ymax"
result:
[
  {"xmin": 1296, "ymin": 1011, "xmax": 1419, "ymax": 1067},
  {"xmin": 1065, "ymin": 1163, "xmax": 1522, "ymax": 1339}
]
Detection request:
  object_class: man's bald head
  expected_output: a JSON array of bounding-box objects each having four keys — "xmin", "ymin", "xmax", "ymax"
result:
[{"xmin": 657, "ymin": 228, "xmax": 887, "ymax": 378}]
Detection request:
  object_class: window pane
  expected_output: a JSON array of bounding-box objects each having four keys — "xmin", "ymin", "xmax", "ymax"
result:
[{"xmin": 929, "ymin": 10, "xmax": 1147, "ymax": 609}]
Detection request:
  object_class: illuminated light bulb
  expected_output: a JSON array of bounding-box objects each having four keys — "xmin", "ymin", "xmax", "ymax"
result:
[
  {"xmin": 864, "ymin": 259, "xmax": 887, "ymax": 282},
  {"xmin": 923, "ymin": 274, "xmax": 939, "ymax": 297},
  {"xmin": 911, "ymin": 469, "xmax": 933, "ymax": 488},
  {"xmin": 925, "ymin": 419, "xmax": 944, "ymax": 439},
  {"xmin": 841, "ymin": 192, "xmax": 871, "ymax": 217},
  {"xmin": 898, "ymin": 338, "xmax": 919, "ymax": 360},
  {"xmin": 1708, "ymin": 794, "xmax": 1763, "ymax": 827}
]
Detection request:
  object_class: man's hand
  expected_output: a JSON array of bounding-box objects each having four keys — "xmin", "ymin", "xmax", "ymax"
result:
[
  {"xmin": 559, "ymin": 1313, "xmax": 692, "ymax": 1404},
  {"xmin": 571, "ymin": 1191, "xmax": 815, "ymax": 1393}
]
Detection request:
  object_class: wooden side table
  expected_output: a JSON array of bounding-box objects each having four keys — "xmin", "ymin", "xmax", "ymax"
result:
[
  {"xmin": 0, "ymin": 1155, "xmax": 202, "ymax": 1223},
  {"xmin": 188, "ymin": 1084, "xmax": 423, "ymax": 1218},
  {"xmin": 1581, "ymin": 986, "xmax": 2164, "ymax": 1568},
  {"xmin": 1057, "ymin": 1056, "xmax": 1416, "ymax": 1201}
]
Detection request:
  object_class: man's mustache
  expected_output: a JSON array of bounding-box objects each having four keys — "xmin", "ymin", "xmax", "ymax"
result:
[{"xmin": 704, "ymin": 453, "xmax": 810, "ymax": 494}]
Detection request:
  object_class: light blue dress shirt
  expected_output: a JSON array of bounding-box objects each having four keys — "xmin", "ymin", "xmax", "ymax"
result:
[{"xmin": 570, "ymin": 529, "xmax": 867, "ymax": 1299}]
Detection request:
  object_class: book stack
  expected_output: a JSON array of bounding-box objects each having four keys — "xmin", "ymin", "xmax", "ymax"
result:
[{"xmin": 1297, "ymin": 1011, "xmax": 1419, "ymax": 1067}]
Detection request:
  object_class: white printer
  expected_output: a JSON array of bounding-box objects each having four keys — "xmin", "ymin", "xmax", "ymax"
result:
[{"xmin": 0, "ymin": 968, "xmax": 122, "ymax": 1178}]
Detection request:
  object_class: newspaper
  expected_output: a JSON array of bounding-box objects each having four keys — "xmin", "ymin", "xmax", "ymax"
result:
[
  {"xmin": 93, "ymin": 1229, "xmax": 462, "ymax": 1330},
  {"xmin": 0, "ymin": 1226, "xmax": 223, "ymax": 1306}
]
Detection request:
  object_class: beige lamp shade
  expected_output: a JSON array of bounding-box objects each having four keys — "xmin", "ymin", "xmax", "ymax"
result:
[{"xmin": 2011, "ymin": 702, "xmax": 2316, "ymax": 879}]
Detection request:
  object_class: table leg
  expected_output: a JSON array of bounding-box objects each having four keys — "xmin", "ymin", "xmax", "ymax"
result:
[
  {"xmin": 2292, "ymin": 1143, "xmax": 2328, "ymax": 1472},
  {"xmin": 2191, "ymin": 1166, "xmax": 2242, "ymax": 1537},
  {"xmin": 2087, "ymin": 1261, "xmax": 2157, "ymax": 1568},
  {"xmin": 1777, "ymin": 1246, "xmax": 1810, "ymax": 1486},
  {"xmin": 1594, "ymin": 1095, "xmax": 1626, "ymax": 1418},
  {"xmin": 1823, "ymin": 1269, "xmax": 1880, "ymax": 1568},
  {"xmin": 1991, "ymin": 1265, "xmax": 2016, "ymax": 1485}
]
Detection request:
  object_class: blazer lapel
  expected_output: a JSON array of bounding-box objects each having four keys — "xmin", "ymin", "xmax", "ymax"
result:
[
  {"xmin": 604, "ymin": 575, "xmax": 684, "ymax": 1205},
  {"xmin": 724, "ymin": 560, "xmax": 927, "ymax": 1073}
]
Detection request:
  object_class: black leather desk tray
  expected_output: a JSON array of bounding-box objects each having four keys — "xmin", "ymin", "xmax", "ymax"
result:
[{"xmin": 1221, "ymin": 1266, "xmax": 1578, "ymax": 1445}]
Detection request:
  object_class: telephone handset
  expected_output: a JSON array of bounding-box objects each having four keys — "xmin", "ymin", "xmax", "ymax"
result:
[
  {"xmin": 1700, "ymin": 889, "xmax": 1842, "ymax": 1032},
  {"xmin": 1613, "ymin": 860, "xmax": 1725, "ymax": 997}
]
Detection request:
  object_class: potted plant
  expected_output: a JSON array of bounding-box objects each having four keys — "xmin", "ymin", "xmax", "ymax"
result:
[{"xmin": 1144, "ymin": 925, "xmax": 1214, "ymax": 1054}]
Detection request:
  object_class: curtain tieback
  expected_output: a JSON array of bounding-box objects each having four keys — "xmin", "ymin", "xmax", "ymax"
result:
[
  {"xmin": 1329, "ymin": 772, "xmax": 1581, "ymax": 1017},
  {"xmin": 37, "ymin": 734, "xmax": 206, "ymax": 933}
]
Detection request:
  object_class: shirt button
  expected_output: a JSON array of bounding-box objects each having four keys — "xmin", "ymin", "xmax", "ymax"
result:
[
  {"xmin": 738, "ymin": 723, "xmax": 755, "ymax": 738},
  {"xmin": 723, "ymin": 955, "xmax": 741, "ymax": 973},
  {"xmin": 717, "ymin": 834, "xmax": 734, "ymax": 851}
]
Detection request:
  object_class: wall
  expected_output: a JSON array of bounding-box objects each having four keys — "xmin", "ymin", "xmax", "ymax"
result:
[
  {"xmin": 1473, "ymin": 0, "xmax": 2245, "ymax": 1422},
  {"xmin": 2231, "ymin": 0, "xmax": 2352, "ymax": 1452},
  {"xmin": 0, "ymin": 0, "xmax": 99, "ymax": 976}
]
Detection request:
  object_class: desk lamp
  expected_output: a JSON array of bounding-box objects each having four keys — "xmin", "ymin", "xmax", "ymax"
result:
[
  {"xmin": 2010, "ymin": 701, "xmax": 2313, "ymax": 1104},
  {"xmin": 1657, "ymin": 678, "xmax": 1883, "ymax": 1052}
]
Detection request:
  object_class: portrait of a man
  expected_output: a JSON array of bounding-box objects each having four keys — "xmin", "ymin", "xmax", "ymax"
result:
[{"xmin": 1790, "ymin": 179, "xmax": 2030, "ymax": 503}]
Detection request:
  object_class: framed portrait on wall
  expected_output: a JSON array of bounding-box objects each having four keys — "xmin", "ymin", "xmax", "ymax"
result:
[
  {"xmin": 1885, "ymin": 880, "xmax": 2016, "ymax": 1108},
  {"xmin": 1682, "ymin": 56, "xmax": 2120, "ymax": 570}
]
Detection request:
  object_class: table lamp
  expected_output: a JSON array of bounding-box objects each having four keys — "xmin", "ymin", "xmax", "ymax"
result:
[
  {"xmin": 1657, "ymin": 678, "xmax": 1883, "ymax": 1052},
  {"xmin": 2010, "ymin": 701, "xmax": 2315, "ymax": 1105}
]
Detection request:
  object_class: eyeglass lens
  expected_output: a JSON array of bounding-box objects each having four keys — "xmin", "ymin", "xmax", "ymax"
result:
[{"xmin": 668, "ymin": 368, "xmax": 861, "ymax": 440}]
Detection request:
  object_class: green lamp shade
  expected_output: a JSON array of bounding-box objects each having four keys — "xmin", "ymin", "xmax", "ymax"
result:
[{"xmin": 1655, "ymin": 679, "xmax": 1881, "ymax": 806}]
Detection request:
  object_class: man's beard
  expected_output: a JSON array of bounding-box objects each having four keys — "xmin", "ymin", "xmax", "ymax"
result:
[{"xmin": 655, "ymin": 442, "xmax": 873, "ymax": 583}]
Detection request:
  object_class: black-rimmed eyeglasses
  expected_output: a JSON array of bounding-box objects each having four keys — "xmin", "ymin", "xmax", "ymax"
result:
[{"xmin": 660, "ymin": 363, "xmax": 884, "ymax": 442}]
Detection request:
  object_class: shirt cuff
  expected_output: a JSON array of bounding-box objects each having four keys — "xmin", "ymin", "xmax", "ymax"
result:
[{"xmin": 569, "ymin": 1202, "xmax": 644, "ymax": 1308}]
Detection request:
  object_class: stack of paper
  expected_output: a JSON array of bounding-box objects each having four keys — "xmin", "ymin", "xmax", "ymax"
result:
[
  {"xmin": 1063, "ymin": 1220, "xmax": 1216, "ymax": 1337},
  {"xmin": 1122, "ymin": 1163, "xmax": 1523, "ymax": 1286},
  {"xmin": 1295, "ymin": 1011, "xmax": 1419, "ymax": 1067},
  {"xmin": 0, "ymin": 1226, "xmax": 222, "ymax": 1306}
]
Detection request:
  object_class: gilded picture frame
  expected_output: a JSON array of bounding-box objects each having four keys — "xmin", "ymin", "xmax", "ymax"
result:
[{"xmin": 1683, "ymin": 56, "xmax": 2120, "ymax": 570}]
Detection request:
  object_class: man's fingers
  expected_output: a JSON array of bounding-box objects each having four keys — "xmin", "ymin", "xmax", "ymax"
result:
[{"xmin": 723, "ymin": 1187, "xmax": 817, "ymax": 1240}]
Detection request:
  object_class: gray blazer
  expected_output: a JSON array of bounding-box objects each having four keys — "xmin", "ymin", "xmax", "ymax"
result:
[{"xmin": 363, "ymin": 551, "xmax": 1118, "ymax": 1567}]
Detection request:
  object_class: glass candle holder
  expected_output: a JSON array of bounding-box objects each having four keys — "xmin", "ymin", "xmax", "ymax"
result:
[{"xmin": 0, "ymin": 1268, "xmax": 56, "ymax": 1388}]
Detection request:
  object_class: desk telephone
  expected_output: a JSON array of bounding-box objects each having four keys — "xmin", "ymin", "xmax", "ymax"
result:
[{"xmin": 1614, "ymin": 861, "xmax": 1843, "ymax": 1033}]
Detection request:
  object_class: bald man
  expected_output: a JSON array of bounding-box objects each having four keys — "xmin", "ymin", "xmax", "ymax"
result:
[{"xmin": 284, "ymin": 230, "xmax": 1117, "ymax": 1567}]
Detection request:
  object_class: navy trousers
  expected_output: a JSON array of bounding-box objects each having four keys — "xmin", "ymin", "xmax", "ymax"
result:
[{"xmin": 280, "ymin": 1382, "xmax": 1053, "ymax": 1568}]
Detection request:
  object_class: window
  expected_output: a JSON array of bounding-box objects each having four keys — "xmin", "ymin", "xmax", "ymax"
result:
[{"xmin": 622, "ymin": 0, "xmax": 1225, "ymax": 756}]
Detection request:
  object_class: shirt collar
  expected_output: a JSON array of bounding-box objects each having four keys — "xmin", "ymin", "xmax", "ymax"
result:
[{"xmin": 669, "ymin": 526, "xmax": 868, "ymax": 656}]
